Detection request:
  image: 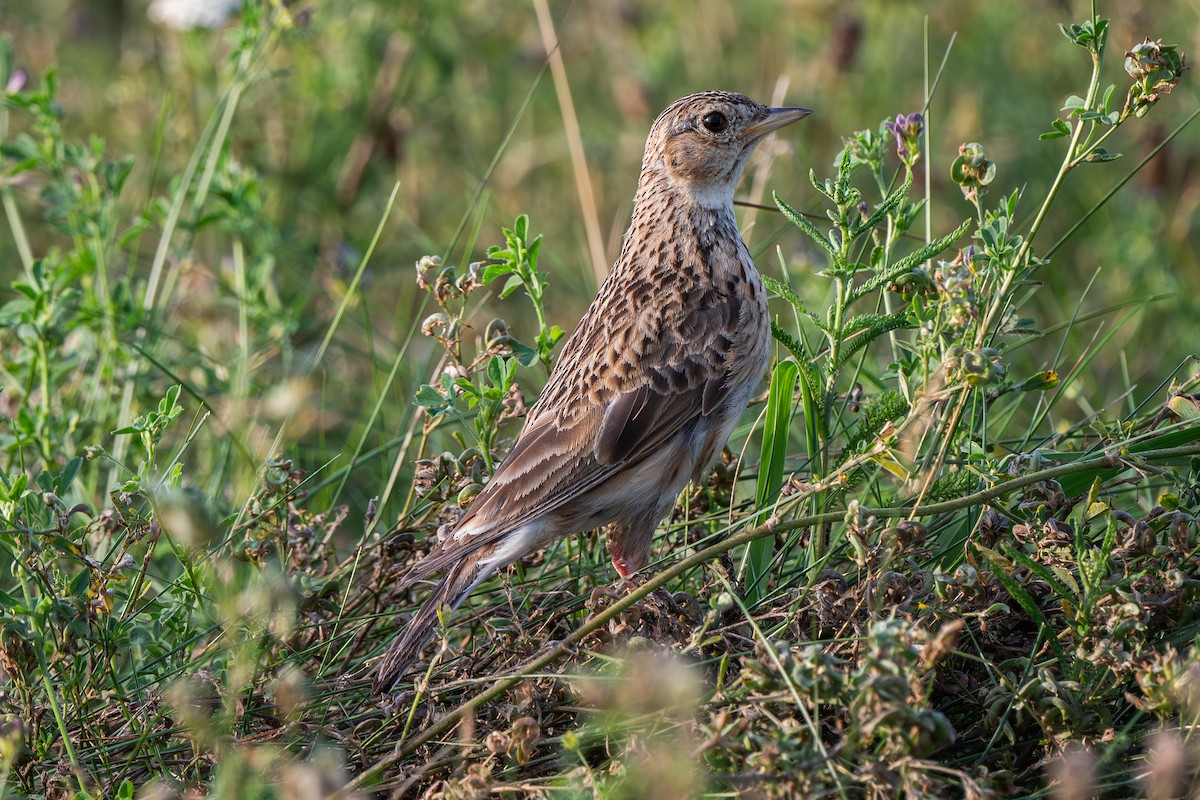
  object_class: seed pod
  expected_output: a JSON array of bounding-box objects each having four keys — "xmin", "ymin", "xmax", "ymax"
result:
[
  {"xmin": 485, "ymin": 318, "xmax": 510, "ymax": 344},
  {"xmin": 457, "ymin": 483, "xmax": 483, "ymax": 507},
  {"xmin": 421, "ymin": 312, "xmax": 450, "ymax": 339},
  {"xmin": 415, "ymin": 255, "xmax": 441, "ymax": 290}
]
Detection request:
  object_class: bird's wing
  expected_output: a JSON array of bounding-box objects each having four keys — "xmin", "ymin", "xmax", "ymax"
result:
[{"xmin": 400, "ymin": 280, "xmax": 745, "ymax": 584}]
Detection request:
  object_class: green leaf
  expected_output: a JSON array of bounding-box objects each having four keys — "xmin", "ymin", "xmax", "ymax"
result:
[
  {"xmin": 746, "ymin": 360, "xmax": 799, "ymax": 605},
  {"xmin": 57, "ymin": 456, "xmax": 83, "ymax": 493},
  {"xmin": 527, "ymin": 237, "xmax": 543, "ymax": 274},
  {"xmin": 833, "ymin": 145, "xmax": 854, "ymax": 204},
  {"xmin": 0, "ymin": 135, "xmax": 38, "ymax": 163},
  {"xmin": 851, "ymin": 217, "xmax": 972, "ymax": 303},
  {"xmin": 1082, "ymin": 148, "xmax": 1121, "ymax": 163},
  {"xmin": 770, "ymin": 320, "xmax": 810, "ymax": 361},
  {"xmin": 842, "ymin": 312, "xmax": 891, "ymax": 335},
  {"xmin": 0, "ymin": 35, "xmax": 10, "ymax": 87},
  {"xmin": 103, "ymin": 156, "xmax": 135, "ymax": 194},
  {"xmin": 856, "ymin": 170, "xmax": 913, "ymax": 237},
  {"xmin": 1168, "ymin": 395, "xmax": 1200, "ymax": 421},
  {"xmin": 1039, "ymin": 126, "xmax": 1069, "ymax": 140},
  {"xmin": 1015, "ymin": 370, "xmax": 1059, "ymax": 392},
  {"xmin": 12, "ymin": 282, "xmax": 39, "ymax": 301},
  {"xmin": 774, "ymin": 192, "xmax": 837, "ymax": 257},
  {"xmin": 762, "ymin": 274, "xmax": 807, "ymax": 313},
  {"xmin": 486, "ymin": 356, "xmax": 504, "ymax": 388},
  {"xmin": 831, "ymin": 313, "xmax": 911, "ymax": 373},
  {"xmin": 164, "ymin": 385, "xmax": 180, "ymax": 409},
  {"xmin": 414, "ymin": 385, "xmax": 447, "ymax": 407},
  {"xmin": 757, "ymin": 362, "xmax": 798, "ymax": 512},
  {"xmin": 1058, "ymin": 19, "xmax": 1106, "ymax": 50},
  {"xmin": 1058, "ymin": 22, "xmax": 1082, "ymax": 44},
  {"xmin": 512, "ymin": 340, "xmax": 539, "ymax": 367},
  {"xmin": 498, "ymin": 273, "xmax": 524, "ymax": 298},
  {"xmin": 481, "ymin": 260, "xmax": 513, "ymax": 284},
  {"xmin": 798, "ymin": 362, "xmax": 823, "ymax": 480}
]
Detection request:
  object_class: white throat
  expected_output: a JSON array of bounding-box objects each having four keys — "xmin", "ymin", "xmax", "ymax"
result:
[{"xmin": 679, "ymin": 179, "xmax": 736, "ymax": 210}]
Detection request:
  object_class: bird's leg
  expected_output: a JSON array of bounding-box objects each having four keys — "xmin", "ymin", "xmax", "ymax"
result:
[{"xmin": 605, "ymin": 519, "xmax": 656, "ymax": 578}]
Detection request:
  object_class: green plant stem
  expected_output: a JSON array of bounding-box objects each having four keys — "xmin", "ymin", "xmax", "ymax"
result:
[
  {"xmin": 826, "ymin": 275, "xmax": 847, "ymax": 408},
  {"xmin": 1047, "ymin": 104, "xmax": 1200, "ymax": 259},
  {"xmin": 34, "ymin": 337, "xmax": 52, "ymax": 464},
  {"xmin": 0, "ymin": 187, "xmax": 32, "ymax": 279},
  {"xmin": 0, "ymin": 105, "xmax": 34, "ymax": 279},
  {"xmin": 975, "ymin": 12, "xmax": 1104, "ymax": 349},
  {"xmin": 313, "ymin": 182, "xmax": 400, "ymax": 369},
  {"xmin": 233, "ymin": 236, "xmax": 250, "ymax": 400},
  {"xmin": 340, "ymin": 441, "xmax": 1200, "ymax": 793},
  {"xmin": 1069, "ymin": 114, "xmax": 1123, "ymax": 168}
]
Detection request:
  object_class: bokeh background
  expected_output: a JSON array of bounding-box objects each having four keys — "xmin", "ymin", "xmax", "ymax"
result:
[{"xmin": 1, "ymin": 0, "xmax": 1197, "ymax": 518}]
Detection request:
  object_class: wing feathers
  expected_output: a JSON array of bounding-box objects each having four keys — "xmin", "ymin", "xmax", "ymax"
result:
[{"xmin": 401, "ymin": 275, "xmax": 743, "ymax": 582}]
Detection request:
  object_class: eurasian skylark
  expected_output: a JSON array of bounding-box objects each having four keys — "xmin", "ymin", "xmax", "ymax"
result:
[{"xmin": 375, "ymin": 91, "xmax": 810, "ymax": 693}]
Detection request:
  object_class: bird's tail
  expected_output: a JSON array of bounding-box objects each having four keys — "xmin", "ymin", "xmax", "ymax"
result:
[{"xmin": 372, "ymin": 556, "xmax": 483, "ymax": 694}]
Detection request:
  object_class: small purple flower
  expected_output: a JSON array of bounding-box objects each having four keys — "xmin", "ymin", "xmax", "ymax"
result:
[
  {"xmin": 5, "ymin": 68, "xmax": 26, "ymax": 95},
  {"xmin": 885, "ymin": 112, "xmax": 924, "ymax": 165}
]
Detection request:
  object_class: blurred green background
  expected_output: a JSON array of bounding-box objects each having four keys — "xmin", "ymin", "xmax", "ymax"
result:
[{"xmin": 0, "ymin": 0, "xmax": 1196, "ymax": 517}]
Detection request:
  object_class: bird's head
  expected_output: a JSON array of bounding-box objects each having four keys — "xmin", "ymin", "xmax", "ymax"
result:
[{"xmin": 642, "ymin": 91, "xmax": 811, "ymax": 209}]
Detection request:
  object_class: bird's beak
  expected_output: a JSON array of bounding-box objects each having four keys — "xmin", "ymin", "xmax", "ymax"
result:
[{"xmin": 742, "ymin": 106, "xmax": 813, "ymax": 140}]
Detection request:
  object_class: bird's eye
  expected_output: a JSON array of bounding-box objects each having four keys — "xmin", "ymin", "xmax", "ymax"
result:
[{"xmin": 701, "ymin": 111, "xmax": 728, "ymax": 133}]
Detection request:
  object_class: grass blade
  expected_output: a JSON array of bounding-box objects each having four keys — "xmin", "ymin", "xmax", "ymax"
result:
[{"xmin": 745, "ymin": 360, "xmax": 799, "ymax": 604}]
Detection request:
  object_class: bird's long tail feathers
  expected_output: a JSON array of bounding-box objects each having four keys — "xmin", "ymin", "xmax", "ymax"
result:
[{"xmin": 372, "ymin": 557, "xmax": 483, "ymax": 694}]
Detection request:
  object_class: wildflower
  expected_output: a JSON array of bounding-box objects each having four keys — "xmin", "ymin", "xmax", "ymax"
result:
[
  {"xmin": 4, "ymin": 68, "xmax": 26, "ymax": 95},
  {"xmin": 148, "ymin": 0, "xmax": 241, "ymax": 30},
  {"xmin": 884, "ymin": 112, "xmax": 924, "ymax": 168}
]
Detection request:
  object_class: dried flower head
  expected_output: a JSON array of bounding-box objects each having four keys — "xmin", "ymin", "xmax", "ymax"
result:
[
  {"xmin": 415, "ymin": 255, "xmax": 441, "ymax": 291},
  {"xmin": 1125, "ymin": 38, "xmax": 1188, "ymax": 116}
]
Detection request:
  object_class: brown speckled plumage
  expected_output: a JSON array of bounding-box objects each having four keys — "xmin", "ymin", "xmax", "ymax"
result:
[{"xmin": 374, "ymin": 92, "xmax": 810, "ymax": 693}]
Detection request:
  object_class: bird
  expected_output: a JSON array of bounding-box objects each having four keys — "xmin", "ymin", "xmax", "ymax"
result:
[{"xmin": 374, "ymin": 91, "xmax": 810, "ymax": 693}]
